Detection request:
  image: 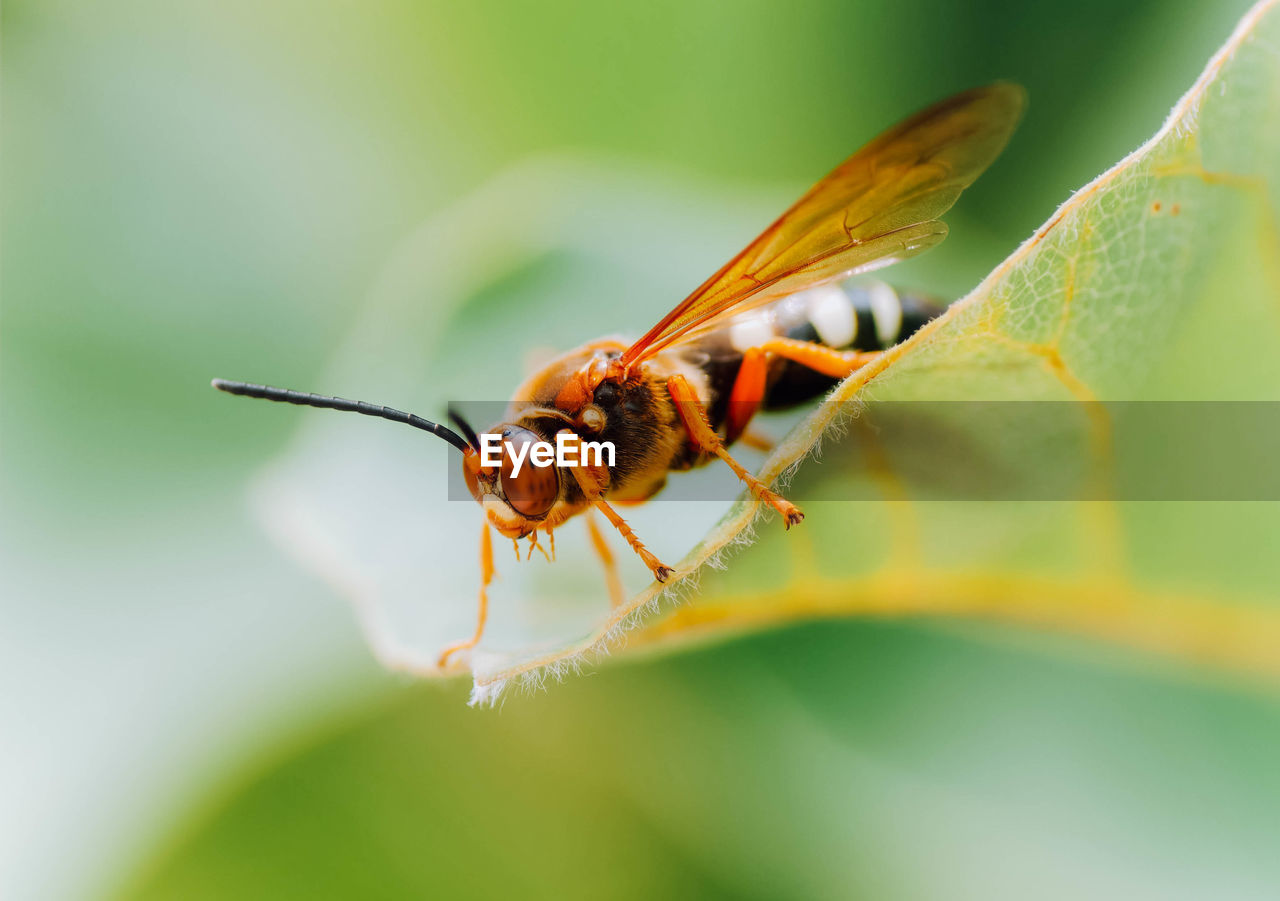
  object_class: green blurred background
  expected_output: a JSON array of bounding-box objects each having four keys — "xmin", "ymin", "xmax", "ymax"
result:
[{"xmin": 5, "ymin": 0, "xmax": 1278, "ymax": 898}]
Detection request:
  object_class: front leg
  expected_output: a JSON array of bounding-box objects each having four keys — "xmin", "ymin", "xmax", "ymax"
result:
[
  {"xmin": 437, "ymin": 518, "xmax": 495, "ymax": 668},
  {"xmin": 667, "ymin": 373, "xmax": 804, "ymax": 528}
]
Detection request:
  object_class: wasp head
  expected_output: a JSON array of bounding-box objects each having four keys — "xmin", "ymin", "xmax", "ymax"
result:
[{"xmin": 459, "ymin": 421, "xmax": 561, "ymax": 538}]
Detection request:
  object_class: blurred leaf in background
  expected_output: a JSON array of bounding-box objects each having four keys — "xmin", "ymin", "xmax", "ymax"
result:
[
  {"xmin": 122, "ymin": 628, "xmax": 1280, "ymax": 900},
  {"xmin": 3, "ymin": 0, "xmax": 1276, "ymax": 899}
]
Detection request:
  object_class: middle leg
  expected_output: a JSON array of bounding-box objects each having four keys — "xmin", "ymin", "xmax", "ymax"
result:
[
  {"xmin": 667, "ymin": 373, "xmax": 803, "ymax": 527},
  {"xmin": 563, "ymin": 439, "xmax": 674, "ymax": 584},
  {"xmin": 584, "ymin": 508, "xmax": 626, "ymax": 608}
]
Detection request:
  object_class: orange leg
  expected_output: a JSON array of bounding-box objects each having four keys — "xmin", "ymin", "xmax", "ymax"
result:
[
  {"xmin": 567, "ymin": 463, "xmax": 673, "ymax": 583},
  {"xmin": 739, "ymin": 428, "xmax": 775, "ymax": 453},
  {"xmin": 667, "ymin": 373, "xmax": 804, "ymax": 528},
  {"xmin": 594, "ymin": 499, "xmax": 674, "ymax": 582},
  {"xmin": 756, "ymin": 336, "xmax": 881, "ymax": 379},
  {"xmin": 438, "ymin": 519, "xmax": 495, "ymax": 667},
  {"xmin": 584, "ymin": 509, "xmax": 625, "ymax": 608},
  {"xmin": 526, "ymin": 530, "xmax": 552, "ymax": 562},
  {"xmin": 725, "ymin": 346, "xmax": 767, "ymax": 445}
]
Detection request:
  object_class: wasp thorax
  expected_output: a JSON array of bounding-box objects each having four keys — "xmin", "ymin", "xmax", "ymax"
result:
[{"xmin": 579, "ymin": 404, "xmax": 606, "ymax": 432}]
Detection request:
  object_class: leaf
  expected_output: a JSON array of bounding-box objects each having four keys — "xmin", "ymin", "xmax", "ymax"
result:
[
  {"xmin": 121, "ymin": 633, "xmax": 1280, "ymax": 900},
  {"xmin": 255, "ymin": 0, "xmax": 1280, "ymax": 705}
]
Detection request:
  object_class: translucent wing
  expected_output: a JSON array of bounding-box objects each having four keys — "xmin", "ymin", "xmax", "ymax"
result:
[{"xmin": 618, "ymin": 83, "xmax": 1025, "ymax": 367}]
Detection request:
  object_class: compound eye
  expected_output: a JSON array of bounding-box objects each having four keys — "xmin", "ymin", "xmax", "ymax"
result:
[{"xmin": 498, "ymin": 427, "xmax": 558, "ymax": 517}]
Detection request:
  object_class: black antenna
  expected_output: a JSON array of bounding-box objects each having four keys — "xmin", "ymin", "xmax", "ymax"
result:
[
  {"xmin": 448, "ymin": 405, "xmax": 481, "ymax": 450},
  {"xmin": 211, "ymin": 379, "xmax": 471, "ymax": 453}
]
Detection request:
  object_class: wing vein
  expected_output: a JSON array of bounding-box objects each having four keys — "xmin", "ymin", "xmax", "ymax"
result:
[{"xmin": 619, "ymin": 82, "xmax": 1025, "ymax": 368}]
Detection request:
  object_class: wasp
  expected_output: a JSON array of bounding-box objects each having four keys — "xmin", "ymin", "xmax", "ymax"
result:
[{"xmin": 214, "ymin": 83, "xmax": 1024, "ymax": 667}]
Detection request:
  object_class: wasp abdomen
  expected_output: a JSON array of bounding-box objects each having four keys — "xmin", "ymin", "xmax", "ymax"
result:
[
  {"xmin": 697, "ymin": 280, "xmax": 945, "ymax": 422},
  {"xmin": 761, "ymin": 281, "xmax": 943, "ymax": 409},
  {"xmin": 779, "ymin": 281, "xmax": 943, "ymax": 353}
]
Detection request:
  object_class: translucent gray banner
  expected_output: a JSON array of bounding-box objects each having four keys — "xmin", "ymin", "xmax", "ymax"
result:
[{"xmin": 443, "ymin": 402, "xmax": 1280, "ymax": 502}]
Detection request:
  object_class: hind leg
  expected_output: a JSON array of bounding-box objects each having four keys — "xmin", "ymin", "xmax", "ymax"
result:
[{"xmin": 755, "ymin": 337, "xmax": 880, "ymax": 378}]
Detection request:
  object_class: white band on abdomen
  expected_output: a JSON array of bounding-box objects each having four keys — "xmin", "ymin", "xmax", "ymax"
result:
[
  {"xmin": 803, "ymin": 284, "xmax": 856, "ymax": 348},
  {"xmin": 866, "ymin": 280, "xmax": 902, "ymax": 347}
]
